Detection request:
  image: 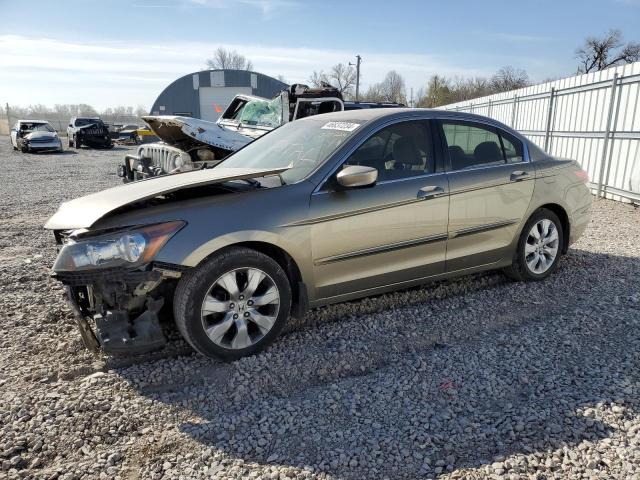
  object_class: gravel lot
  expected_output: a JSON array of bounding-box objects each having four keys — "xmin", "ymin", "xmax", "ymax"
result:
[{"xmin": 1, "ymin": 138, "xmax": 639, "ymax": 480}]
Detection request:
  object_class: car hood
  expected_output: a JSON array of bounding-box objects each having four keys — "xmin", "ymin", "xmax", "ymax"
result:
[
  {"xmin": 142, "ymin": 115, "xmax": 253, "ymax": 152},
  {"xmin": 44, "ymin": 166, "xmax": 288, "ymax": 230},
  {"xmin": 25, "ymin": 131, "xmax": 57, "ymax": 140}
]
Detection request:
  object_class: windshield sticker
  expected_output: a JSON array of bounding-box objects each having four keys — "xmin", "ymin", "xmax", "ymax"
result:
[{"xmin": 321, "ymin": 122, "xmax": 361, "ymax": 132}]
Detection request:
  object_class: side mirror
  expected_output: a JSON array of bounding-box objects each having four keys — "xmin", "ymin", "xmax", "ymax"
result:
[
  {"xmin": 336, "ymin": 165, "xmax": 378, "ymax": 188},
  {"xmin": 68, "ymin": 124, "xmax": 73, "ymax": 128}
]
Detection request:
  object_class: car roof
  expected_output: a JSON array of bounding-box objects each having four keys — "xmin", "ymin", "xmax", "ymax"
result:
[
  {"xmin": 302, "ymin": 107, "xmax": 523, "ymax": 137},
  {"xmin": 18, "ymin": 119, "xmax": 49, "ymax": 124}
]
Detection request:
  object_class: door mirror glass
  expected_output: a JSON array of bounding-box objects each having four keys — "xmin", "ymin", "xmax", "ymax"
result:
[{"xmin": 336, "ymin": 165, "xmax": 378, "ymax": 188}]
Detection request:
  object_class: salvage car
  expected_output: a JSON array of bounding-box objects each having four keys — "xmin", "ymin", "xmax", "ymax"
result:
[
  {"xmin": 118, "ymin": 84, "xmax": 402, "ymax": 182},
  {"xmin": 46, "ymin": 109, "xmax": 592, "ymax": 360},
  {"xmin": 116, "ymin": 125, "xmax": 158, "ymax": 145},
  {"xmin": 10, "ymin": 120, "xmax": 63, "ymax": 153},
  {"xmin": 67, "ymin": 117, "xmax": 113, "ymax": 149}
]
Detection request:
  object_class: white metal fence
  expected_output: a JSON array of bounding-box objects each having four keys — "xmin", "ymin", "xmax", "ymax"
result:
[{"xmin": 440, "ymin": 62, "xmax": 640, "ymax": 203}]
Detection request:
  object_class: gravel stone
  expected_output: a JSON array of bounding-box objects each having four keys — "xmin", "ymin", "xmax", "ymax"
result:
[{"xmin": 1, "ymin": 141, "xmax": 639, "ymax": 479}]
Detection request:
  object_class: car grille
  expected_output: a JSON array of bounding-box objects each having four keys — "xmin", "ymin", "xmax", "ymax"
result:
[
  {"xmin": 30, "ymin": 137, "xmax": 55, "ymax": 143},
  {"xmin": 83, "ymin": 129, "xmax": 107, "ymax": 135},
  {"xmin": 138, "ymin": 144, "xmax": 187, "ymax": 173}
]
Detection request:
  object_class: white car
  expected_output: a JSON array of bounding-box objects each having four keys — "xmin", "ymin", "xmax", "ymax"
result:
[{"xmin": 11, "ymin": 120, "xmax": 63, "ymax": 153}]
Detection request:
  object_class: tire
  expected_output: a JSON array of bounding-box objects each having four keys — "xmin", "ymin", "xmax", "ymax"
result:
[
  {"xmin": 67, "ymin": 136, "xmax": 72, "ymax": 148},
  {"xmin": 174, "ymin": 247, "xmax": 292, "ymax": 360},
  {"xmin": 74, "ymin": 136, "xmax": 82, "ymax": 148},
  {"xmin": 504, "ymin": 208, "xmax": 564, "ymax": 281}
]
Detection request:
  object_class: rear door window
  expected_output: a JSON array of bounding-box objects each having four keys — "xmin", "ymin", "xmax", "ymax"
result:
[
  {"xmin": 441, "ymin": 121, "xmax": 505, "ymax": 170},
  {"xmin": 499, "ymin": 130, "xmax": 524, "ymax": 163}
]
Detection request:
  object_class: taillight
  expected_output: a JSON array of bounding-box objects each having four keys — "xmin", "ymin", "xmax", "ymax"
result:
[{"xmin": 574, "ymin": 169, "xmax": 589, "ymax": 183}]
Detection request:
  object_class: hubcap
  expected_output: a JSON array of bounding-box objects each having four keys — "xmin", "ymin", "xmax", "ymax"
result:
[
  {"xmin": 200, "ymin": 268, "xmax": 280, "ymax": 350},
  {"xmin": 525, "ymin": 219, "xmax": 559, "ymax": 274}
]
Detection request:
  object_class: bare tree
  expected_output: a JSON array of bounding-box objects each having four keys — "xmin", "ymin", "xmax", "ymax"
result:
[
  {"xmin": 361, "ymin": 83, "xmax": 385, "ymax": 102},
  {"xmin": 420, "ymin": 74, "xmax": 452, "ymax": 107},
  {"xmin": 308, "ymin": 70, "xmax": 330, "ymax": 88},
  {"xmin": 135, "ymin": 105, "xmax": 148, "ymax": 117},
  {"xmin": 328, "ymin": 63, "xmax": 357, "ymax": 96},
  {"xmin": 206, "ymin": 47, "xmax": 254, "ymax": 71},
  {"xmin": 308, "ymin": 63, "xmax": 356, "ymax": 97},
  {"xmin": 576, "ymin": 30, "xmax": 640, "ymax": 73},
  {"xmin": 379, "ymin": 70, "xmax": 407, "ymax": 104},
  {"xmin": 490, "ymin": 66, "xmax": 530, "ymax": 91}
]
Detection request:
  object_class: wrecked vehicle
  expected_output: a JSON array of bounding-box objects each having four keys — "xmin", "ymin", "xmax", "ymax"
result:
[
  {"xmin": 118, "ymin": 84, "xmax": 401, "ymax": 182},
  {"xmin": 10, "ymin": 120, "xmax": 63, "ymax": 153},
  {"xmin": 47, "ymin": 109, "xmax": 591, "ymax": 360},
  {"xmin": 67, "ymin": 117, "xmax": 113, "ymax": 149},
  {"xmin": 116, "ymin": 125, "xmax": 159, "ymax": 145}
]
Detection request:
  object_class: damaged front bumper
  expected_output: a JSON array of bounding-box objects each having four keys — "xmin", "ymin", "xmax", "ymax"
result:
[{"xmin": 58, "ymin": 265, "xmax": 183, "ymax": 355}]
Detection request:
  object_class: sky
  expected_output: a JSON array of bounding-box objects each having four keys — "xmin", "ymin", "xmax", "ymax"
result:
[{"xmin": 1, "ymin": 0, "xmax": 639, "ymax": 111}]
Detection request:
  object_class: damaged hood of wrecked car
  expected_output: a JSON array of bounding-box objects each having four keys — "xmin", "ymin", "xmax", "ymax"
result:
[
  {"xmin": 142, "ymin": 116, "xmax": 254, "ymax": 152},
  {"xmin": 45, "ymin": 166, "xmax": 289, "ymax": 230},
  {"xmin": 25, "ymin": 131, "xmax": 58, "ymax": 141}
]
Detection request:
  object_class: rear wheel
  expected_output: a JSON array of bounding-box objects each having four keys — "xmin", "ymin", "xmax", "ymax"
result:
[
  {"xmin": 504, "ymin": 208, "xmax": 563, "ymax": 281},
  {"xmin": 174, "ymin": 247, "xmax": 292, "ymax": 360}
]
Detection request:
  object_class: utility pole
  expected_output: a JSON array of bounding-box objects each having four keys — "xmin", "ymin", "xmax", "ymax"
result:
[{"xmin": 349, "ymin": 55, "xmax": 362, "ymax": 101}]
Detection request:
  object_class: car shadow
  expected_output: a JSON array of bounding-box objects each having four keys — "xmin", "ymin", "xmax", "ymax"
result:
[{"xmin": 116, "ymin": 248, "xmax": 640, "ymax": 478}]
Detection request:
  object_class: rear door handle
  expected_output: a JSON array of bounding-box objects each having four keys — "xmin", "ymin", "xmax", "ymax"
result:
[
  {"xmin": 510, "ymin": 170, "xmax": 529, "ymax": 182},
  {"xmin": 417, "ymin": 185, "xmax": 444, "ymax": 200}
]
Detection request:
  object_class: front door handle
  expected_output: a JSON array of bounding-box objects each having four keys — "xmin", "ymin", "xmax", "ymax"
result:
[
  {"xmin": 417, "ymin": 185, "xmax": 444, "ymax": 200},
  {"xmin": 510, "ymin": 170, "xmax": 529, "ymax": 182}
]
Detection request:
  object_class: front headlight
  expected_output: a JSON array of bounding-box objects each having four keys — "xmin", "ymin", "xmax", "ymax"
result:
[
  {"xmin": 173, "ymin": 156, "xmax": 185, "ymax": 169},
  {"xmin": 53, "ymin": 221, "xmax": 184, "ymax": 272}
]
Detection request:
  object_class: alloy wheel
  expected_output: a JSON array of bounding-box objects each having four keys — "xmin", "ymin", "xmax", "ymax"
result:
[
  {"xmin": 200, "ymin": 268, "xmax": 280, "ymax": 350},
  {"xmin": 524, "ymin": 219, "xmax": 559, "ymax": 274}
]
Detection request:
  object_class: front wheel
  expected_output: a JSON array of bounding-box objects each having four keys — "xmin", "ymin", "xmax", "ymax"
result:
[
  {"xmin": 174, "ymin": 247, "xmax": 292, "ymax": 360},
  {"xmin": 504, "ymin": 208, "xmax": 563, "ymax": 281}
]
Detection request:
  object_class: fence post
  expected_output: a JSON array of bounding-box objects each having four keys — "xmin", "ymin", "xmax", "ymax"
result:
[
  {"xmin": 510, "ymin": 95, "xmax": 519, "ymax": 128},
  {"xmin": 469, "ymin": 103, "xmax": 474, "ymax": 114},
  {"xmin": 596, "ymin": 73, "xmax": 619, "ymax": 199},
  {"xmin": 544, "ymin": 87, "xmax": 556, "ymax": 152},
  {"xmin": 487, "ymin": 99, "xmax": 492, "ymax": 118},
  {"xmin": 604, "ymin": 73, "xmax": 624, "ymax": 193}
]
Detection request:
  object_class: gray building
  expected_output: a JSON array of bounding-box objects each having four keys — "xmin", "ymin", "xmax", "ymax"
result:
[{"xmin": 150, "ymin": 69, "xmax": 288, "ymax": 122}]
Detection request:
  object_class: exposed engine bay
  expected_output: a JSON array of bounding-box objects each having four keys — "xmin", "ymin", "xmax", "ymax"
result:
[{"xmin": 118, "ymin": 84, "xmax": 344, "ymax": 182}]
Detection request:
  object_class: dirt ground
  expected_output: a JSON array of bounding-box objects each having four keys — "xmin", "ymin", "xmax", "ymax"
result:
[{"xmin": 1, "ymin": 138, "xmax": 639, "ymax": 480}]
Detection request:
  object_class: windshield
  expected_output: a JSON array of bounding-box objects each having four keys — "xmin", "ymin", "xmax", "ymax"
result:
[
  {"xmin": 76, "ymin": 118, "xmax": 103, "ymax": 126},
  {"xmin": 22, "ymin": 123, "xmax": 54, "ymax": 132},
  {"xmin": 219, "ymin": 118, "xmax": 364, "ymax": 184},
  {"xmin": 238, "ymin": 95, "xmax": 283, "ymax": 128}
]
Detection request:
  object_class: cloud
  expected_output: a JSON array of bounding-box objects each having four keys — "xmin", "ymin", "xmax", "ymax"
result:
[
  {"xmin": 0, "ymin": 34, "xmax": 491, "ymax": 109},
  {"xmin": 477, "ymin": 31, "xmax": 556, "ymax": 43},
  {"xmin": 188, "ymin": 0, "xmax": 299, "ymax": 16}
]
